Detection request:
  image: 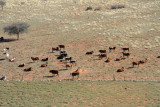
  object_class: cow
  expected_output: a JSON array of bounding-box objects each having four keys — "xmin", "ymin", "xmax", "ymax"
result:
[
  {"xmin": 31, "ymin": 57, "xmax": 39, "ymax": 62},
  {"xmin": 132, "ymin": 61, "xmax": 140, "ymax": 67},
  {"xmin": 41, "ymin": 58, "xmax": 48, "ymax": 61},
  {"xmin": 58, "ymin": 45, "xmax": 65, "ymax": 50},
  {"xmin": 49, "ymin": 70, "xmax": 59, "ymax": 76},
  {"xmin": 41, "ymin": 62, "xmax": 48, "ymax": 67},
  {"xmin": 52, "ymin": 47, "xmax": 59, "ymax": 52},
  {"xmin": 109, "ymin": 47, "xmax": 116, "ymax": 52},
  {"xmin": 117, "ymin": 67, "xmax": 124, "ymax": 72},
  {"xmin": 86, "ymin": 51, "xmax": 94, "ymax": 55},
  {"xmin": 122, "ymin": 52, "xmax": 130, "ymax": 58},
  {"xmin": 122, "ymin": 48, "xmax": 129, "ymax": 52},
  {"xmin": 24, "ymin": 67, "xmax": 32, "ymax": 72},
  {"xmin": 18, "ymin": 63, "xmax": 25, "ymax": 67}
]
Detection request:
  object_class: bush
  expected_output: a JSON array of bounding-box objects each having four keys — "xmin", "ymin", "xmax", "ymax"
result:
[
  {"xmin": 94, "ymin": 6, "xmax": 101, "ymax": 11},
  {"xmin": 85, "ymin": 6, "xmax": 93, "ymax": 11},
  {"xmin": 111, "ymin": 4, "xmax": 125, "ymax": 9},
  {"xmin": 0, "ymin": 1, "xmax": 6, "ymax": 10}
]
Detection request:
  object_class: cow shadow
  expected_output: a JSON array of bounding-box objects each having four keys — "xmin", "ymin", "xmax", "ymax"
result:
[
  {"xmin": 127, "ymin": 67, "xmax": 134, "ymax": 69},
  {"xmin": 0, "ymin": 39, "xmax": 17, "ymax": 43},
  {"xmin": 157, "ymin": 56, "xmax": 160, "ymax": 58},
  {"xmin": 47, "ymin": 52, "xmax": 54, "ymax": 54},
  {"xmin": 62, "ymin": 79, "xmax": 74, "ymax": 81},
  {"xmin": 43, "ymin": 76, "xmax": 54, "ymax": 78},
  {"xmin": 0, "ymin": 58, "xmax": 5, "ymax": 61},
  {"xmin": 59, "ymin": 69, "xmax": 68, "ymax": 71}
]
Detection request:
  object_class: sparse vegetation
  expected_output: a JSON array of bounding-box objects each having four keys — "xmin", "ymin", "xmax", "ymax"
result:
[
  {"xmin": 3, "ymin": 22, "xmax": 30, "ymax": 40},
  {"xmin": 20, "ymin": 2, "xmax": 25, "ymax": 5},
  {"xmin": 85, "ymin": 6, "xmax": 92, "ymax": 11},
  {"xmin": 111, "ymin": 4, "xmax": 125, "ymax": 9},
  {"xmin": 94, "ymin": 6, "xmax": 101, "ymax": 11},
  {"xmin": 0, "ymin": 0, "xmax": 6, "ymax": 10},
  {"xmin": 0, "ymin": 81, "xmax": 159, "ymax": 106}
]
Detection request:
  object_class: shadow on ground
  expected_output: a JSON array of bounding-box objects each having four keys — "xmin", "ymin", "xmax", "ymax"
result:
[{"xmin": 0, "ymin": 39, "xmax": 17, "ymax": 43}]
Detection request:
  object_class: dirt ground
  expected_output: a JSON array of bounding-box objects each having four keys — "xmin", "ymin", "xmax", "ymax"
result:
[{"xmin": 0, "ymin": 0, "xmax": 160, "ymax": 81}]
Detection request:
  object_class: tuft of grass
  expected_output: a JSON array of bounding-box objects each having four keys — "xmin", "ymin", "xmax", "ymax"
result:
[
  {"xmin": 85, "ymin": 6, "xmax": 93, "ymax": 11},
  {"xmin": 110, "ymin": 4, "xmax": 125, "ymax": 10},
  {"xmin": 94, "ymin": 6, "xmax": 101, "ymax": 11}
]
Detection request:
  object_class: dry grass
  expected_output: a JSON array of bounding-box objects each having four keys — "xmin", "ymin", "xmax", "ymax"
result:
[
  {"xmin": 0, "ymin": 0, "xmax": 160, "ymax": 81},
  {"xmin": 0, "ymin": 81, "xmax": 159, "ymax": 106}
]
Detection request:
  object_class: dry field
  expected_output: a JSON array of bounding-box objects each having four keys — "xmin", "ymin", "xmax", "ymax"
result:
[
  {"xmin": 0, "ymin": 81, "xmax": 160, "ymax": 106},
  {"xmin": 0, "ymin": 0, "xmax": 160, "ymax": 81}
]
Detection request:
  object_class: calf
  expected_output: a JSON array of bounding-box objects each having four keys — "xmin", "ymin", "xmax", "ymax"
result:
[
  {"xmin": 115, "ymin": 56, "xmax": 123, "ymax": 61},
  {"xmin": 31, "ymin": 57, "xmax": 39, "ymax": 62},
  {"xmin": 122, "ymin": 48, "xmax": 129, "ymax": 52},
  {"xmin": 105, "ymin": 58, "xmax": 111, "ymax": 63},
  {"xmin": 50, "ymin": 70, "xmax": 59, "ymax": 76},
  {"xmin": 109, "ymin": 47, "xmax": 116, "ymax": 52},
  {"xmin": 117, "ymin": 67, "xmax": 124, "ymax": 72},
  {"xmin": 66, "ymin": 63, "xmax": 73, "ymax": 69},
  {"xmin": 24, "ymin": 67, "xmax": 32, "ymax": 72},
  {"xmin": 86, "ymin": 51, "xmax": 94, "ymax": 55},
  {"xmin": 52, "ymin": 47, "xmax": 59, "ymax": 52},
  {"xmin": 132, "ymin": 61, "xmax": 140, "ymax": 67},
  {"xmin": 41, "ymin": 63, "xmax": 48, "ymax": 67},
  {"xmin": 139, "ymin": 58, "xmax": 148, "ymax": 64},
  {"xmin": 41, "ymin": 58, "xmax": 48, "ymax": 61},
  {"xmin": 122, "ymin": 52, "xmax": 130, "ymax": 58},
  {"xmin": 9, "ymin": 57, "xmax": 16, "ymax": 62}
]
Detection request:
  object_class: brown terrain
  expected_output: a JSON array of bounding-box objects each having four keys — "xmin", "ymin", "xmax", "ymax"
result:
[{"xmin": 0, "ymin": 0, "xmax": 160, "ymax": 81}]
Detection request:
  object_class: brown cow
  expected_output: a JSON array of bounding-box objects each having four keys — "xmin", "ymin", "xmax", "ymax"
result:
[
  {"xmin": 41, "ymin": 63, "xmax": 48, "ymax": 67},
  {"xmin": 117, "ymin": 67, "xmax": 124, "ymax": 72},
  {"xmin": 31, "ymin": 57, "xmax": 39, "ymax": 62},
  {"xmin": 52, "ymin": 47, "xmax": 59, "ymax": 52},
  {"xmin": 132, "ymin": 61, "xmax": 140, "ymax": 67},
  {"xmin": 66, "ymin": 63, "xmax": 73, "ymax": 69},
  {"xmin": 24, "ymin": 67, "xmax": 32, "ymax": 72},
  {"xmin": 139, "ymin": 58, "xmax": 148, "ymax": 64},
  {"xmin": 105, "ymin": 58, "xmax": 111, "ymax": 63}
]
